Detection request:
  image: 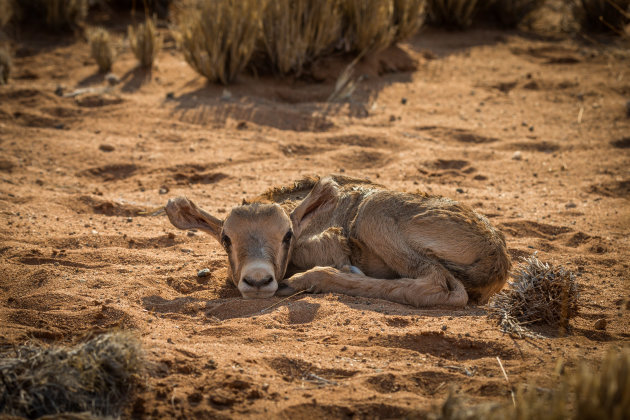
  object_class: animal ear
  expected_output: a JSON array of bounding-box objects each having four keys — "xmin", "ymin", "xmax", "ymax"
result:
[
  {"xmin": 165, "ymin": 196, "xmax": 223, "ymax": 241},
  {"xmin": 290, "ymin": 177, "xmax": 339, "ymax": 237}
]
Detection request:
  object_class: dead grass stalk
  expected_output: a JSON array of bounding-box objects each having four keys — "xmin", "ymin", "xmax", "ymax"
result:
[{"xmin": 572, "ymin": 0, "xmax": 630, "ymax": 33}]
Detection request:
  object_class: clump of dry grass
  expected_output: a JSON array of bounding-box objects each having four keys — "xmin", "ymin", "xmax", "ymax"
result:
[
  {"xmin": 175, "ymin": 0, "xmax": 264, "ymax": 84},
  {"xmin": 487, "ymin": 255, "xmax": 579, "ymax": 338},
  {"xmin": 433, "ymin": 347, "xmax": 630, "ymax": 420},
  {"xmin": 128, "ymin": 16, "xmax": 161, "ymax": 68},
  {"xmin": 0, "ymin": 0, "xmax": 13, "ymax": 27},
  {"xmin": 89, "ymin": 27, "xmax": 115, "ymax": 73},
  {"xmin": 16, "ymin": 0, "xmax": 88, "ymax": 30},
  {"xmin": 343, "ymin": 0, "xmax": 397, "ymax": 55},
  {"xmin": 45, "ymin": 0, "xmax": 88, "ymax": 29},
  {"xmin": 0, "ymin": 332, "xmax": 143, "ymax": 418},
  {"xmin": 484, "ymin": 0, "xmax": 546, "ymax": 27},
  {"xmin": 426, "ymin": 0, "xmax": 481, "ymax": 28},
  {"xmin": 0, "ymin": 47, "xmax": 10, "ymax": 85},
  {"xmin": 261, "ymin": 0, "xmax": 342, "ymax": 75},
  {"xmin": 393, "ymin": 0, "xmax": 427, "ymax": 41},
  {"xmin": 572, "ymin": 0, "xmax": 630, "ymax": 33}
]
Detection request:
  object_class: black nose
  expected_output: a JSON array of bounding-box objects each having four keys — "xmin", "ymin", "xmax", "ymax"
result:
[{"xmin": 243, "ymin": 276, "xmax": 274, "ymax": 288}]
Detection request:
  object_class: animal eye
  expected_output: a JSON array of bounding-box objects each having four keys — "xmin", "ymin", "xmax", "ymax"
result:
[
  {"xmin": 282, "ymin": 230, "xmax": 293, "ymax": 244},
  {"xmin": 221, "ymin": 234, "xmax": 231, "ymax": 248}
]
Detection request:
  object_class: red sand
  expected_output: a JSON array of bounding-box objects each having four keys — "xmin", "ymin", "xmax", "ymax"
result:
[{"xmin": 0, "ymin": 12, "xmax": 629, "ymax": 419}]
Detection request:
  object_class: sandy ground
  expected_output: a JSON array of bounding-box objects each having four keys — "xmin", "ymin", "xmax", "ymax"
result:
[{"xmin": 1, "ymin": 11, "xmax": 629, "ymax": 420}]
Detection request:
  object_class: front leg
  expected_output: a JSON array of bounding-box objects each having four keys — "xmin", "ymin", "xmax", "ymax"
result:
[{"xmin": 277, "ymin": 266, "xmax": 467, "ymax": 307}]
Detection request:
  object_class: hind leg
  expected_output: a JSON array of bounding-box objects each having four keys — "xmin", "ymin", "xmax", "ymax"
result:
[{"xmin": 278, "ymin": 264, "xmax": 468, "ymax": 307}]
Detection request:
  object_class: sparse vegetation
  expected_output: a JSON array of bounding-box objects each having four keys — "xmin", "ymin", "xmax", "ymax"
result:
[
  {"xmin": 15, "ymin": 0, "xmax": 88, "ymax": 30},
  {"xmin": 89, "ymin": 27, "xmax": 115, "ymax": 73},
  {"xmin": 487, "ymin": 256, "xmax": 579, "ymax": 338},
  {"xmin": 484, "ymin": 0, "xmax": 546, "ymax": 27},
  {"xmin": 0, "ymin": 332, "xmax": 144, "ymax": 419},
  {"xmin": 343, "ymin": 0, "xmax": 397, "ymax": 55},
  {"xmin": 175, "ymin": 0, "xmax": 264, "ymax": 84},
  {"xmin": 45, "ymin": 0, "xmax": 88, "ymax": 29},
  {"xmin": 572, "ymin": 0, "xmax": 630, "ymax": 33},
  {"xmin": 433, "ymin": 347, "xmax": 630, "ymax": 420},
  {"xmin": 393, "ymin": 0, "xmax": 427, "ymax": 41},
  {"xmin": 0, "ymin": 47, "xmax": 10, "ymax": 84},
  {"xmin": 261, "ymin": 0, "xmax": 342, "ymax": 75},
  {"xmin": 426, "ymin": 0, "xmax": 481, "ymax": 28},
  {"xmin": 0, "ymin": 0, "xmax": 13, "ymax": 27},
  {"xmin": 128, "ymin": 16, "xmax": 161, "ymax": 68}
]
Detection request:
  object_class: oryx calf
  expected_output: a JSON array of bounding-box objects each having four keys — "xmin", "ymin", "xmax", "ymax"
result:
[{"xmin": 165, "ymin": 175, "xmax": 510, "ymax": 307}]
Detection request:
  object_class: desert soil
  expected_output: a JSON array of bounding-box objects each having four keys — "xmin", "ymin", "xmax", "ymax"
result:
[{"xmin": 1, "ymin": 11, "xmax": 629, "ymax": 420}]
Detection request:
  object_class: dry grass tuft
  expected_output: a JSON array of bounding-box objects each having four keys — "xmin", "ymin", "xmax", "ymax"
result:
[
  {"xmin": 261, "ymin": 0, "xmax": 342, "ymax": 75},
  {"xmin": 15, "ymin": 0, "xmax": 88, "ymax": 30},
  {"xmin": 393, "ymin": 0, "xmax": 427, "ymax": 41},
  {"xmin": 89, "ymin": 27, "xmax": 115, "ymax": 73},
  {"xmin": 433, "ymin": 347, "xmax": 630, "ymax": 420},
  {"xmin": 487, "ymin": 255, "xmax": 579, "ymax": 338},
  {"xmin": 484, "ymin": 0, "xmax": 546, "ymax": 27},
  {"xmin": 343, "ymin": 0, "xmax": 396, "ymax": 55},
  {"xmin": 128, "ymin": 16, "xmax": 161, "ymax": 68},
  {"xmin": 45, "ymin": 0, "xmax": 88, "ymax": 29},
  {"xmin": 0, "ymin": 47, "xmax": 10, "ymax": 85},
  {"xmin": 572, "ymin": 0, "xmax": 630, "ymax": 33},
  {"xmin": 0, "ymin": 331, "xmax": 144, "ymax": 419},
  {"xmin": 0, "ymin": 0, "xmax": 13, "ymax": 27},
  {"xmin": 426, "ymin": 0, "xmax": 481, "ymax": 28},
  {"xmin": 175, "ymin": 0, "xmax": 264, "ymax": 84}
]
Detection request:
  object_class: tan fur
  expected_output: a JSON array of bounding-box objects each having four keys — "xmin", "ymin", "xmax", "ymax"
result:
[{"xmin": 165, "ymin": 175, "xmax": 511, "ymax": 307}]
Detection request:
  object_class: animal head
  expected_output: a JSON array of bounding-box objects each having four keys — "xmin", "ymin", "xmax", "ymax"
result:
[
  {"xmin": 164, "ymin": 177, "xmax": 341, "ymax": 299},
  {"xmin": 165, "ymin": 197, "xmax": 293, "ymax": 299}
]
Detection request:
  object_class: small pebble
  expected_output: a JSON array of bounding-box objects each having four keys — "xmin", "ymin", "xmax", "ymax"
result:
[
  {"xmin": 55, "ymin": 85, "xmax": 64, "ymax": 96},
  {"xmin": 529, "ymin": 125, "xmax": 535, "ymax": 132},
  {"xmin": 512, "ymin": 151, "xmax": 522, "ymax": 161},
  {"xmin": 99, "ymin": 144, "xmax": 115, "ymax": 152},
  {"xmin": 166, "ymin": 92, "xmax": 175, "ymax": 100},
  {"xmin": 401, "ymin": 98, "xmax": 407, "ymax": 105},
  {"xmin": 159, "ymin": 186, "xmax": 169, "ymax": 195},
  {"xmin": 105, "ymin": 73, "xmax": 120, "ymax": 86},
  {"xmin": 441, "ymin": 325, "xmax": 447, "ymax": 331},
  {"xmin": 54, "ymin": 123, "xmax": 64, "ymax": 130},
  {"xmin": 126, "ymin": 217, "xmax": 133, "ymax": 222},
  {"xmin": 565, "ymin": 202, "xmax": 577, "ymax": 209},
  {"xmin": 197, "ymin": 268, "xmax": 211, "ymax": 278},
  {"xmin": 593, "ymin": 318, "xmax": 607, "ymax": 330},
  {"xmin": 456, "ymin": 188, "xmax": 464, "ymax": 194},
  {"xmin": 187, "ymin": 231, "xmax": 196, "ymax": 237}
]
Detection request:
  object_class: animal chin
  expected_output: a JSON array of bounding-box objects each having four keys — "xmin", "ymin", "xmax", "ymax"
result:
[{"xmin": 241, "ymin": 290, "xmax": 276, "ymax": 299}]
